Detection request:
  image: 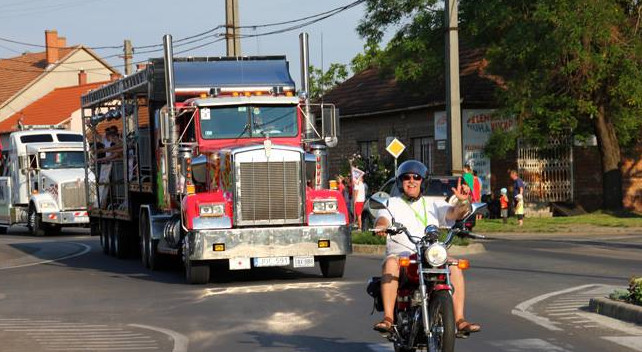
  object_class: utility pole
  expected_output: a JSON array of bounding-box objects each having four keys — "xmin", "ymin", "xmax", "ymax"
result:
[
  {"xmin": 225, "ymin": 0, "xmax": 241, "ymax": 56},
  {"xmin": 123, "ymin": 39, "xmax": 133, "ymax": 76},
  {"xmin": 445, "ymin": 0, "xmax": 463, "ymax": 175}
]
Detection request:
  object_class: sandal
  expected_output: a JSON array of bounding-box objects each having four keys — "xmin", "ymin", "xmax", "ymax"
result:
[
  {"xmin": 373, "ymin": 317, "xmax": 394, "ymax": 333},
  {"xmin": 456, "ymin": 319, "xmax": 481, "ymax": 333}
]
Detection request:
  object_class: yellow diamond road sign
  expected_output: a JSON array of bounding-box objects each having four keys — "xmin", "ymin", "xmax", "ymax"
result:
[{"xmin": 386, "ymin": 138, "xmax": 406, "ymax": 158}]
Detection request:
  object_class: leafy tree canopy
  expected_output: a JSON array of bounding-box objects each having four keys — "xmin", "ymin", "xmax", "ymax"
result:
[
  {"xmin": 308, "ymin": 63, "xmax": 349, "ymax": 100},
  {"xmin": 358, "ymin": 0, "xmax": 642, "ymax": 209}
]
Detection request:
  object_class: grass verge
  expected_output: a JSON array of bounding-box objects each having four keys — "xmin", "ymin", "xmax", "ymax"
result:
[
  {"xmin": 473, "ymin": 210, "xmax": 642, "ymax": 233},
  {"xmin": 351, "ymin": 230, "xmax": 470, "ymax": 246}
]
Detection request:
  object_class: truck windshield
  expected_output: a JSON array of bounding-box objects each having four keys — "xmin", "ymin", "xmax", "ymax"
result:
[
  {"xmin": 200, "ymin": 105, "xmax": 297, "ymax": 139},
  {"xmin": 39, "ymin": 151, "xmax": 85, "ymax": 169}
]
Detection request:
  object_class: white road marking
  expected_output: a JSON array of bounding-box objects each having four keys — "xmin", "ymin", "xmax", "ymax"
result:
[
  {"xmin": 574, "ymin": 311, "xmax": 642, "ymax": 335},
  {"xmin": 603, "ymin": 336, "xmax": 642, "ymax": 350},
  {"xmin": 367, "ymin": 343, "xmax": 394, "ymax": 352},
  {"xmin": 488, "ymin": 338, "xmax": 572, "ymax": 351},
  {"xmin": 0, "ymin": 242, "xmax": 91, "ymax": 270},
  {"xmin": 130, "ymin": 324, "xmax": 189, "ymax": 352},
  {"xmin": 512, "ymin": 284, "xmax": 598, "ymax": 331}
]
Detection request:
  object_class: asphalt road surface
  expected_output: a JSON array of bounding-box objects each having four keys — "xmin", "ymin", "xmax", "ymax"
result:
[{"xmin": 0, "ymin": 227, "xmax": 641, "ymax": 352}]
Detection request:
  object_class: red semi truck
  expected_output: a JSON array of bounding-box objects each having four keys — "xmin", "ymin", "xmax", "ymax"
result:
[{"xmin": 81, "ymin": 35, "xmax": 350, "ymax": 284}]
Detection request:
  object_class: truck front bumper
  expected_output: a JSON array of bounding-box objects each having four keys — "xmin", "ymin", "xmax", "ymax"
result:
[
  {"xmin": 42, "ymin": 210, "xmax": 89, "ymax": 225},
  {"xmin": 187, "ymin": 225, "xmax": 352, "ymax": 261}
]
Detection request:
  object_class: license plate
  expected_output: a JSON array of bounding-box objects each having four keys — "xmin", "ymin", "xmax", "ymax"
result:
[
  {"xmin": 293, "ymin": 256, "xmax": 315, "ymax": 268},
  {"xmin": 74, "ymin": 216, "xmax": 89, "ymax": 223},
  {"xmin": 253, "ymin": 256, "xmax": 290, "ymax": 267}
]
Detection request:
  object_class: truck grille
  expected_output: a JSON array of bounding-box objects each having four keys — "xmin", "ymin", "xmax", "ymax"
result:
[
  {"xmin": 61, "ymin": 181, "xmax": 86, "ymax": 210},
  {"xmin": 237, "ymin": 160, "xmax": 303, "ymax": 225}
]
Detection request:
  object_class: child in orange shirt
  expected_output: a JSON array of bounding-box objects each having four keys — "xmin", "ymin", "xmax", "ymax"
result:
[{"xmin": 500, "ymin": 188, "xmax": 509, "ymax": 224}]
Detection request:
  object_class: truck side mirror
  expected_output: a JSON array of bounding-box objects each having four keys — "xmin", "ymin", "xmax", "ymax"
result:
[
  {"xmin": 321, "ymin": 104, "xmax": 339, "ymax": 147},
  {"xmin": 160, "ymin": 109, "xmax": 171, "ymax": 143},
  {"xmin": 19, "ymin": 155, "xmax": 27, "ymax": 175}
]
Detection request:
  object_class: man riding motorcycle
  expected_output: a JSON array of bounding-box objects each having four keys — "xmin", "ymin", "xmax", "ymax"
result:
[{"xmin": 373, "ymin": 160, "xmax": 482, "ymax": 335}]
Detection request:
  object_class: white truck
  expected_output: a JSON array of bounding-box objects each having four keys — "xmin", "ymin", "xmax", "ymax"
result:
[{"xmin": 0, "ymin": 127, "xmax": 92, "ymax": 235}]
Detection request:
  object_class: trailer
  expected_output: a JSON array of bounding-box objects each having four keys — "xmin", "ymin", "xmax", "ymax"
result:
[{"xmin": 81, "ymin": 35, "xmax": 349, "ymax": 283}]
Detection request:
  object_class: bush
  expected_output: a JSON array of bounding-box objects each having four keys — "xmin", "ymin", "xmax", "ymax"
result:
[
  {"xmin": 610, "ymin": 276, "xmax": 642, "ymax": 306},
  {"xmin": 628, "ymin": 276, "xmax": 642, "ymax": 306},
  {"xmin": 351, "ymin": 230, "xmax": 470, "ymax": 246},
  {"xmin": 352, "ymin": 230, "xmax": 387, "ymax": 245}
]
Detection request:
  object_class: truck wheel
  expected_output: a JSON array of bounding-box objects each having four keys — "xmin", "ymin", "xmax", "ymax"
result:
[
  {"xmin": 28, "ymin": 205, "xmax": 45, "ymax": 236},
  {"xmin": 90, "ymin": 219, "xmax": 100, "ymax": 237},
  {"xmin": 185, "ymin": 260, "xmax": 210, "ymax": 284},
  {"xmin": 139, "ymin": 212, "xmax": 150, "ymax": 268},
  {"xmin": 100, "ymin": 219, "xmax": 110, "ymax": 255},
  {"xmin": 147, "ymin": 237, "xmax": 161, "ymax": 270},
  {"xmin": 48, "ymin": 225, "xmax": 61, "ymax": 236},
  {"xmin": 319, "ymin": 255, "xmax": 346, "ymax": 278},
  {"xmin": 113, "ymin": 221, "xmax": 127, "ymax": 259},
  {"xmin": 0, "ymin": 226, "xmax": 7, "ymax": 235}
]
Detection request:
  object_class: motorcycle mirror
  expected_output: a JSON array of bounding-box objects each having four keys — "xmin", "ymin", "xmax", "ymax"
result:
[
  {"xmin": 369, "ymin": 193, "xmax": 390, "ymax": 210},
  {"xmin": 463, "ymin": 202, "xmax": 488, "ymax": 221}
]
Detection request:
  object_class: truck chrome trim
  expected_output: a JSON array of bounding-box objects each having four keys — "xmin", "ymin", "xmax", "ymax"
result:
[
  {"xmin": 192, "ymin": 216, "xmax": 232, "ymax": 230},
  {"xmin": 189, "ymin": 225, "xmax": 351, "ymax": 260},
  {"xmin": 234, "ymin": 147, "xmax": 305, "ymax": 226},
  {"xmin": 41, "ymin": 211, "xmax": 89, "ymax": 224},
  {"xmin": 307, "ymin": 213, "xmax": 346, "ymax": 226}
]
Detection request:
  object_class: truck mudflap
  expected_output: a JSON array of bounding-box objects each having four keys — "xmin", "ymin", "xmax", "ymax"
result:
[
  {"xmin": 187, "ymin": 225, "xmax": 351, "ymax": 261},
  {"xmin": 41, "ymin": 210, "xmax": 89, "ymax": 225}
]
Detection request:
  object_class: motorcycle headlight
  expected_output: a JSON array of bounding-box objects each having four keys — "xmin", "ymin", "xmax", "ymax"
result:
[
  {"xmin": 312, "ymin": 199, "xmax": 338, "ymax": 214},
  {"xmin": 39, "ymin": 200, "xmax": 58, "ymax": 210},
  {"xmin": 424, "ymin": 243, "xmax": 448, "ymax": 267},
  {"xmin": 199, "ymin": 203, "xmax": 225, "ymax": 217}
]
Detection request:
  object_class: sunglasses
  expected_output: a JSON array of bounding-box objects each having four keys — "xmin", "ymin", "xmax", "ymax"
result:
[{"xmin": 402, "ymin": 174, "xmax": 423, "ymax": 181}]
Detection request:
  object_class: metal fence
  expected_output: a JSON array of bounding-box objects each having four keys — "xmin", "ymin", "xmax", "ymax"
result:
[{"xmin": 517, "ymin": 135, "xmax": 573, "ymax": 203}]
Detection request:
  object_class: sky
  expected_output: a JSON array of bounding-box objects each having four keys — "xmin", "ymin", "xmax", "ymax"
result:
[{"xmin": 0, "ymin": 0, "xmax": 368, "ymax": 87}]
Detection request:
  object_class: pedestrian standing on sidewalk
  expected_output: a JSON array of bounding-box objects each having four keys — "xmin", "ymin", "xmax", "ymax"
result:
[
  {"xmin": 353, "ymin": 174, "xmax": 366, "ymax": 229},
  {"xmin": 500, "ymin": 188, "xmax": 509, "ymax": 224},
  {"xmin": 515, "ymin": 194, "xmax": 524, "ymax": 226}
]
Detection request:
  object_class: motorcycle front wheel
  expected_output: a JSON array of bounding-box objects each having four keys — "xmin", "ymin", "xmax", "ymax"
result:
[{"xmin": 428, "ymin": 290, "xmax": 456, "ymax": 352}]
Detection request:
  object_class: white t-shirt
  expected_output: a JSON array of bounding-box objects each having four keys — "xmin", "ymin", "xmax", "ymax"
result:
[
  {"xmin": 377, "ymin": 196, "xmax": 453, "ymax": 256},
  {"xmin": 354, "ymin": 181, "xmax": 366, "ymax": 202}
]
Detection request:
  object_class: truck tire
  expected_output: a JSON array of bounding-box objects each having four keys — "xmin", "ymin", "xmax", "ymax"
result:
[
  {"xmin": 139, "ymin": 212, "xmax": 150, "ymax": 268},
  {"xmin": 27, "ymin": 204, "xmax": 45, "ymax": 237},
  {"xmin": 100, "ymin": 219, "xmax": 110, "ymax": 255},
  {"xmin": 113, "ymin": 221, "xmax": 127, "ymax": 259},
  {"xmin": 140, "ymin": 211, "xmax": 162, "ymax": 270},
  {"xmin": 0, "ymin": 226, "xmax": 7, "ymax": 234},
  {"xmin": 48, "ymin": 225, "xmax": 61, "ymax": 236},
  {"xmin": 185, "ymin": 260, "xmax": 210, "ymax": 284},
  {"xmin": 319, "ymin": 255, "xmax": 346, "ymax": 278}
]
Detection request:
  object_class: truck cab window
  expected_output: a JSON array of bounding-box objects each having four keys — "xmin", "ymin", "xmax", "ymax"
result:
[
  {"xmin": 39, "ymin": 151, "xmax": 85, "ymax": 169},
  {"xmin": 200, "ymin": 105, "xmax": 297, "ymax": 139}
]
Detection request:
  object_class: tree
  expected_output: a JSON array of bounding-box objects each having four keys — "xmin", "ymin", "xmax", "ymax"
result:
[
  {"xmin": 358, "ymin": 0, "xmax": 642, "ymax": 210},
  {"xmin": 308, "ymin": 63, "xmax": 349, "ymax": 100}
]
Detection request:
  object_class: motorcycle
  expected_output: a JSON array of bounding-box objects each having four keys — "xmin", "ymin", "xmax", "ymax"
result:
[{"xmin": 367, "ymin": 196, "xmax": 487, "ymax": 352}]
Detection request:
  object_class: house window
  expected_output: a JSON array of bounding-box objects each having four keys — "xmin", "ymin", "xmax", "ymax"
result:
[
  {"xmin": 358, "ymin": 140, "xmax": 378, "ymax": 167},
  {"xmin": 413, "ymin": 137, "xmax": 433, "ymax": 172}
]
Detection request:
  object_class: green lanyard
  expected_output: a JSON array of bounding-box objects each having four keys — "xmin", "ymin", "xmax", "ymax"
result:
[{"xmin": 403, "ymin": 197, "xmax": 428, "ymax": 228}]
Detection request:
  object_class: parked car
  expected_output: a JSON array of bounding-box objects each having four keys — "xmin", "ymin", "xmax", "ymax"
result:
[{"xmin": 360, "ymin": 176, "xmax": 460, "ymax": 231}]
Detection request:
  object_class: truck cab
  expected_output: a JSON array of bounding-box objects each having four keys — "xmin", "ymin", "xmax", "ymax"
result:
[{"xmin": 0, "ymin": 128, "xmax": 92, "ymax": 235}]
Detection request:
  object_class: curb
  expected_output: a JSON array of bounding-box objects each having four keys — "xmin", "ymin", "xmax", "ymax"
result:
[
  {"xmin": 589, "ymin": 297, "xmax": 642, "ymax": 325},
  {"xmin": 352, "ymin": 242, "xmax": 486, "ymax": 256}
]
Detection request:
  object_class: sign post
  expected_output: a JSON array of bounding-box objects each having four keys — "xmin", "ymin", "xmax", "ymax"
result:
[{"xmin": 386, "ymin": 138, "xmax": 406, "ymax": 176}]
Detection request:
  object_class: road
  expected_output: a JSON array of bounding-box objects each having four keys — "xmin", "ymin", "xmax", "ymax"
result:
[{"xmin": 0, "ymin": 227, "xmax": 641, "ymax": 351}]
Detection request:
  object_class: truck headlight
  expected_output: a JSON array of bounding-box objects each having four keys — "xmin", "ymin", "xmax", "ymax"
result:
[
  {"xmin": 39, "ymin": 200, "xmax": 58, "ymax": 210},
  {"xmin": 312, "ymin": 199, "xmax": 338, "ymax": 214},
  {"xmin": 424, "ymin": 243, "xmax": 448, "ymax": 267},
  {"xmin": 199, "ymin": 203, "xmax": 225, "ymax": 217}
]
